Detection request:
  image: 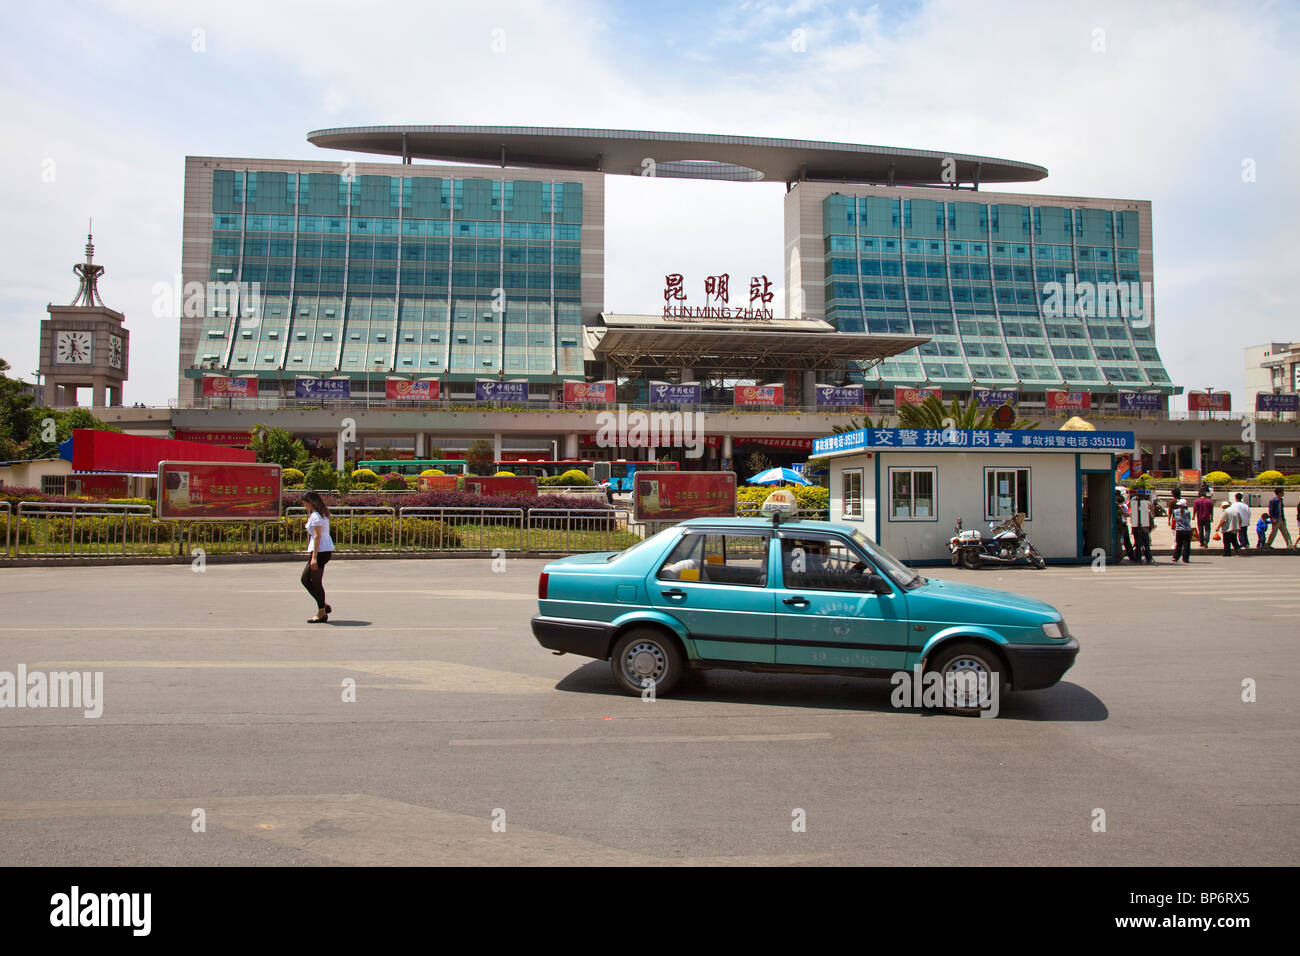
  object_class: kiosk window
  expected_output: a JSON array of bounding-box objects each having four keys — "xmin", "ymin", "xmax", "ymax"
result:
[
  {"xmin": 843, "ymin": 468, "xmax": 864, "ymax": 519},
  {"xmin": 985, "ymin": 468, "xmax": 1031, "ymax": 520},
  {"xmin": 889, "ymin": 468, "xmax": 936, "ymax": 520},
  {"xmin": 657, "ymin": 533, "xmax": 769, "ymax": 587}
]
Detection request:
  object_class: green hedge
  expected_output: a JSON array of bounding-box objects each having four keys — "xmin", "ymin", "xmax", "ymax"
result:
[{"xmin": 736, "ymin": 484, "xmax": 829, "ymax": 512}]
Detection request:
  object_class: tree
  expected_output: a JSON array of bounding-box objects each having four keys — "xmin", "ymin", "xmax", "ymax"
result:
[
  {"xmin": 22, "ymin": 406, "xmax": 122, "ymax": 460},
  {"xmin": 743, "ymin": 450, "xmax": 772, "ymax": 478},
  {"xmin": 831, "ymin": 414, "xmax": 891, "ymax": 433},
  {"xmin": 0, "ymin": 358, "xmax": 36, "ymax": 460},
  {"xmin": 897, "ymin": 395, "xmax": 1037, "ymax": 430},
  {"xmin": 467, "ymin": 439, "xmax": 495, "ymax": 476},
  {"xmin": 250, "ymin": 424, "xmax": 309, "ymax": 469}
]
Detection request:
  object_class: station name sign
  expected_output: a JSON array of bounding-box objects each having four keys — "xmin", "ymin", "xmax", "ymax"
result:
[
  {"xmin": 662, "ymin": 272, "xmax": 776, "ymax": 321},
  {"xmin": 814, "ymin": 428, "xmax": 1136, "ymax": 455}
]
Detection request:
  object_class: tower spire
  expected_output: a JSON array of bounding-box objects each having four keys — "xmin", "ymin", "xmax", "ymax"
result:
[{"xmin": 71, "ymin": 222, "xmax": 106, "ymax": 307}]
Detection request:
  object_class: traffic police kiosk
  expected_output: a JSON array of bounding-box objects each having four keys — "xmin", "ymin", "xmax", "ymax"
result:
[{"xmin": 813, "ymin": 427, "xmax": 1136, "ymax": 564}]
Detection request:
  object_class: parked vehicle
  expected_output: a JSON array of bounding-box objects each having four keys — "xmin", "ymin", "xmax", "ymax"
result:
[
  {"xmin": 531, "ymin": 498, "xmax": 1077, "ymax": 713},
  {"xmin": 948, "ymin": 513, "xmax": 1046, "ymax": 570}
]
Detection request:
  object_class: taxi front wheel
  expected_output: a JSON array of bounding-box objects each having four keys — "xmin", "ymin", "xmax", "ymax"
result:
[
  {"xmin": 927, "ymin": 642, "xmax": 1005, "ymax": 717},
  {"xmin": 610, "ymin": 628, "xmax": 684, "ymax": 697}
]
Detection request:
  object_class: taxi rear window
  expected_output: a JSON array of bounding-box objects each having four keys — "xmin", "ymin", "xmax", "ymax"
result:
[{"xmin": 657, "ymin": 532, "xmax": 769, "ymax": 587}]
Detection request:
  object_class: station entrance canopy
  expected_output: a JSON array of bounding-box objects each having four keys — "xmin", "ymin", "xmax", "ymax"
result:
[{"xmin": 589, "ymin": 314, "xmax": 929, "ymax": 377}]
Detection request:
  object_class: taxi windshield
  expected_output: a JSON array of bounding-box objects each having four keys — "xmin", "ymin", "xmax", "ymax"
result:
[{"xmin": 850, "ymin": 529, "xmax": 923, "ymax": 589}]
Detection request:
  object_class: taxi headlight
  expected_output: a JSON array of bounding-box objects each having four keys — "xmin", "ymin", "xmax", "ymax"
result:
[{"xmin": 1041, "ymin": 621, "xmax": 1067, "ymax": 639}]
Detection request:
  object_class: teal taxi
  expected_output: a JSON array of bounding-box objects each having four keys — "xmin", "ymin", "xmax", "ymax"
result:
[{"xmin": 531, "ymin": 498, "xmax": 1079, "ymax": 713}]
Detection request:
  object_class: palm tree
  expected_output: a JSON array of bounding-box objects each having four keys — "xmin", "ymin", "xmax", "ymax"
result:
[
  {"xmin": 897, "ymin": 394, "xmax": 1037, "ymax": 430},
  {"xmin": 831, "ymin": 414, "xmax": 891, "ymax": 434}
]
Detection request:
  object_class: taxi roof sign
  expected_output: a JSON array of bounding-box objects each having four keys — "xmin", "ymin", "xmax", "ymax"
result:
[{"xmin": 761, "ymin": 489, "xmax": 799, "ymax": 523}]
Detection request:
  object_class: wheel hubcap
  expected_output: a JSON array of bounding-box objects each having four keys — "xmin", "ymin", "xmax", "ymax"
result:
[
  {"xmin": 943, "ymin": 656, "xmax": 991, "ymax": 708},
  {"xmin": 625, "ymin": 641, "xmax": 666, "ymax": 683}
]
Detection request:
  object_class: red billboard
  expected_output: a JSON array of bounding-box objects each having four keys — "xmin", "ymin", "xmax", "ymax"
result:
[
  {"xmin": 68, "ymin": 474, "xmax": 130, "ymax": 498},
  {"xmin": 416, "ymin": 474, "xmax": 459, "ymax": 492},
  {"xmin": 894, "ymin": 386, "xmax": 941, "ymax": 406},
  {"xmin": 386, "ymin": 378, "xmax": 440, "ymax": 400},
  {"xmin": 1046, "ymin": 390, "xmax": 1092, "ymax": 411},
  {"xmin": 634, "ymin": 471, "xmax": 737, "ymax": 522},
  {"xmin": 734, "ymin": 385, "xmax": 784, "ymax": 406},
  {"xmin": 563, "ymin": 381, "xmax": 614, "ymax": 403},
  {"xmin": 201, "ymin": 376, "xmax": 258, "ymax": 398},
  {"xmin": 1188, "ymin": 391, "xmax": 1231, "ymax": 412},
  {"xmin": 464, "ymin": 476, "xmax": 539, "ymax": 498},
  {"xmin": 173, "ymin": 430, "xmax": 254, "ymax": 447},
  {"xmin": 157, "ymin": 462, "xmax": 282, "ymax": 520},
  {"xmin": 73, "ymin": 430, "xmax": 255, "ymax": 473}
]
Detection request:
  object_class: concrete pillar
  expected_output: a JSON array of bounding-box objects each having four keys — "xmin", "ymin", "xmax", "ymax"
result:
[
  {"xmin": 415, "ymin": 432, "xmax": 426, "ymax": 457},
  {"xmin": 722, "ymin": 435, "xmax": 732, "ymax": 460},
  {"xmin": 564, "ymin": 433, "xmax": 578, "ymax": 458},
  {"xmin": 1192, "ymin": 440, "xmax": 1202, "ymax": 473},
  {"xmin": 803, "ymin": 369, "xmax": 817, "ymax": 408},
  {"xmin": 92, "ymin": 380, "xmax": 106, "ymax": 408},
  {"xmin": 493, "ymin": 432, "xmax": 503, "ymax": 460},
  {"xmin": 679, "ymin": 367, "xmax": 695, "ymax": 383},
  {"xmin": 647, "ymin": 446, "xmax": 657, "ymax": 462}
]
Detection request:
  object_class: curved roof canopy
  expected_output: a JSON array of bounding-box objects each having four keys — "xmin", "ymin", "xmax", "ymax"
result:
[{"xmin": 307, "ymin": 125, "xmax": 1047, "ymax": 186}]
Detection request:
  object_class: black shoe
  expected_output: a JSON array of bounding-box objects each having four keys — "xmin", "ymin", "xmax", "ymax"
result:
[
  {"xmin": 308, "ymin": 612, "xmax": 328, "ymax": 623},
  {"xmin": 325, "ymin": 604, "xmax": 332, "ymax": 613}
]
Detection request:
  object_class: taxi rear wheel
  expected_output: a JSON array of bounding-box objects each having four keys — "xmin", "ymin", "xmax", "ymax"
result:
[
  {"xmin": 610, "ymin": 628, "xmax": 684, "ymax": 697},
  {"xmin": 927, "ymin": 642, "xmax": 1004, "ymax": 717}
]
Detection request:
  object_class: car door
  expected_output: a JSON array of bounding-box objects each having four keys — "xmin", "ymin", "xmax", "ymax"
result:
[
  {"xmin": 647, "ymin": 530, "xmax": 775, "ymax": 664},
  {"xmin": 772, "ymin": 532, "xmax": 911, "ymax": 672}
]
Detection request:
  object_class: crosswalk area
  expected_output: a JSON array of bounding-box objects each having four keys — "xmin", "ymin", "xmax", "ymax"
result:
[{"xmin": 1042, "ymin": 559, "xmax": 1300, "ymax": 615}]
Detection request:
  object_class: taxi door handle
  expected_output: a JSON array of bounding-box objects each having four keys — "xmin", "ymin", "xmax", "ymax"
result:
[
  {"xmin": 783, "ymin": 596, "xmax": 809, "ymax": 607},
  {"xmin": 661, "ymin": 588, "xmax": 686, "ymax": 599}
]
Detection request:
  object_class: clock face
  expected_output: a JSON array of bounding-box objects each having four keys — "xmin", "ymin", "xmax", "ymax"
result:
[
  {"xmin": 109, "ymin": 335, "xmax": 124, "ymax": 369},
  {"xmin": 56, "ymin": 331, "xmax": 93, "ymax": 364}
]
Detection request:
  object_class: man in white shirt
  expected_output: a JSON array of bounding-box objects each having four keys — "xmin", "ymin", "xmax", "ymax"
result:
[
  {"xmin": 1230, "ymin": 493, "xmax": 1253, "ymax": 553},
  {"xmin": 1129, "ymin": 491, "xmax": 1154, "ymax": 564}
]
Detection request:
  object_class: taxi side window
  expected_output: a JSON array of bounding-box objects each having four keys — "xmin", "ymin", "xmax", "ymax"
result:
[
  {"xmin": 780, "ymin": 536, "xmax": 876, "ymax": 593},
  {"xmin": 657, "ymin": 533, "xmax": 769, "ymax": 587}
]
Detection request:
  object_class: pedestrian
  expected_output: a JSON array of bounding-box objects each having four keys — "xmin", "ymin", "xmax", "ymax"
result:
[
  {"xmin": 1130, "ymin": 489, "xmax": 1154, "ymax": 564},
  {"xmin": 602, "ymin": 479, "xmax": 614, "ymax": 506},
  {"xmin": 1115, "ymin": 489, "xmax": 1134, "ymax": 562},
  {"xmin": 1215, "ymin": 500, "xmax": 1240, "ymax": 556},
  {"xmin": 1231, "ymin": 493, "xmax": 1252, "ymax": 553},
  {"xmin": 1255, "ymin": 512, "xmax": 1271, "ymax": 549},
  {"xmin": 1170, "ymin": 497, "xmax": 1192, "ymax": 563},
  {"xmin": 1265, "ymin": 487, "xmax": 1295, "ymax": 549},
  {"xmin": 1192, "ymin": 488, "xmax": 1215, "ymax": 548},
  {"xmin": 301, "ymin": 491, "xmax": 334, "ymax": 623}
]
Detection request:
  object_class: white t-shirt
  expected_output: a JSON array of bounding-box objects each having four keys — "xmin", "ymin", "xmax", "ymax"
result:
[
  {"xmin": 306, "ymin": 511, "xmax": 334, "ymax": 553},
  {"xmin": 1230, "ymin": 501, "xmax": 1252, "ymax": 529}
]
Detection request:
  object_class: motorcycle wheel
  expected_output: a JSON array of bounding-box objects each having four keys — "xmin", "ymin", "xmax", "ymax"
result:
[
  {"xmin": 960, "ymin": 550, "xmax": 981, "ymax": 569},
  {"xmin": 1028, "ymin": 544, "xmax": 1046, "ymax": 569}
]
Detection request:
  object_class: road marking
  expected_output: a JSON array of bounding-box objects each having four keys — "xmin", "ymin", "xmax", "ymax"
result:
[
  {"xmin": 246, "ymin": 588, "xmax": 533, "ymax": 600},
  {"xmin": 0, "ymin": 626, "xmax": 496, "ymax": 632},
  {"xmin": 450, "ymin": 732, "xmax": 833, "ymax": 746}
]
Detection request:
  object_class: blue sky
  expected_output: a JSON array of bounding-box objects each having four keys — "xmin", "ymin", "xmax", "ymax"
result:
[{"xmin": 1, "ymin": 0, "xmax": 1296, "ymax": 406}]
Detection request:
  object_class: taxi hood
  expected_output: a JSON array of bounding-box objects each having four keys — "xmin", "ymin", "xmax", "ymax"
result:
[{"xmin": 908, "ymin": 576, "xmax": 1061, "ymax": 625}]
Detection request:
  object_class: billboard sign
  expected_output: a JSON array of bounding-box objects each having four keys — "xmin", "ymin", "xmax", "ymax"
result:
[
  {"xmin": 649, "ymin": 382, "xmax": 701, "ymax": 405},
  {"xmin": 1256, "ymin": 392, "xmax": 1298, "ymax": 413},
  {"xmin": 68, "ymin": 474, "xmax": 130, "ymax": 498},
  {"xmin": 1118, "ymin": 391, "xmax": 1162, "ymax": 411},
  {"xmin": 734, "ymin": 384, "xmax": 784, "ymax": 406},
  {"xmin": 1188, "ymin": 391, "xmax": 1231, "ymax": 412},
  {"xmin": 634, "ymin": 471, "xmax": 736, "ymax": 523},
  {"xmin": 416, "ymin": 474, "xmax": 459, "ymax": 492},
  {"xmin": 475, "ymin": 380, "xmax": 529, "ymax": 401},
  {"xmin": 296, "ymin": 377, "xmax": 351, "ymax": 399},
  {"xmin": 464, "ymin": 475, "xmax": 538, "ymax": 498},
  {"xmin": 894, "ymin": 386, "xmax": 941, "ymax": 406},
  {"xmin": 201, "ymin": 376, "xmax": 258, "ymax": 398},
  {"xmin": 816, "ymin": 384, "xmax": 866, "ymax": 407},
  {"xmin": 1046, "ymin": 390, "xmax": 1092, "ymax": 411},
  {"xmin": 386, "ymin": 378, "xmax": 440, "ymax": 401},
  {"xmin": 157, "ymin": 461, "xmax": 281, "ymax": 520},
  {"xmin": 563, "ymin": 381, "xmax": 614, "ymax": 403},
  {"xmin": 972, "ymin": 388, "xmax": 1018, "ymax": 408}
]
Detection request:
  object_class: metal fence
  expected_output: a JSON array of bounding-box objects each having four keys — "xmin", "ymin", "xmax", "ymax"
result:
[{"xmin": 2, "ymin": 501, "xmax": 642, "ymax": 559}]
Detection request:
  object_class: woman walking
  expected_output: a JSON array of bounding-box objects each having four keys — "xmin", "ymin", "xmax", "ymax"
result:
[{"xmin": 301, "ymin": 491, "xmax": 334, "ymax": 623}]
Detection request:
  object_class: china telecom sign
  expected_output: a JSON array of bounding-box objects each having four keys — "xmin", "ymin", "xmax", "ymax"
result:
[
  {"xmin": 650, "ymin": 383, "xmax": 701, "ymax": 404},
  {"xmin": 296, "ymin": 377, "xmax": 351, "ymax": 399},
  {"xmin": 1118, "ymin": 391, "xmax": 1162, "ymax": 411},
  {"xmin": 476, "ymin": 380, "xmax": 529, "ymax": 401},
  {"xmin": 816, "ymin": 385, "xmax": 866, "ymax": 407},
  {"xmin": 972, "ymin": 388, "xmax": 1018, "ymax": 408},
  {"xmin": 1256, "ymin": 393, "xmax": 1298, "ymax": 413}
]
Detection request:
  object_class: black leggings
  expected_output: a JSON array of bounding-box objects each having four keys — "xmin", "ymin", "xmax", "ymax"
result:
[{"xmin": 301, "ymin": 551, "xmax": 332, "ymax": 609}]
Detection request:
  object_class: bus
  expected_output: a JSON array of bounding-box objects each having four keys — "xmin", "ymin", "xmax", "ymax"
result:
[
  {"xmin": 491, "ymin": 459, "xmax": 598, "ymax": 479},
  {"xmin": 357, "ymin": 459, "xmax": 468, "ymax": 477},
  {"xmin": 595, "ymin": 459, "xmax": 681, "ymax": 492}
]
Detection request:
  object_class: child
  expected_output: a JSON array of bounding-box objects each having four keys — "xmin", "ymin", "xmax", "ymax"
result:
[{"xmin": 1256, "ymin": 512, "xmax": 1272, "ymax": 549}]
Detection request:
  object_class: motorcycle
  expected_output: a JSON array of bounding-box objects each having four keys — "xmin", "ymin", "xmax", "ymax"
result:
[{"xmin": 948, "ymin": 513, "xmax": 1046, "ymax": 569}]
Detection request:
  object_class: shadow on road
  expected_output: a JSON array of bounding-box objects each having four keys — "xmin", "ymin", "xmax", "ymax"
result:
[
  {"xmin": 320, "ymin": 620, "xmax": 373, "ymax": 627},
  {"xmin": 554, "ymin": 661, "xmax": 1106, "ymax": 721}
]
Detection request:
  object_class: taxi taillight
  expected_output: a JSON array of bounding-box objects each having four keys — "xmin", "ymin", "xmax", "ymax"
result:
[{"xmin": 538, "ymin": 571, "xmax": 549, "ymax": 599}]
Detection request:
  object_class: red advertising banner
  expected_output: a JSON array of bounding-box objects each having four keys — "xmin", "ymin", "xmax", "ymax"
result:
[
  {"xmin": 1188, "ymin": 391, "xmax": 1231, "ymax": 412},
  {"xmin": 386, "ymin": 378, "xmax": 440, "ymax": 401},
  {"xmin": 201, "ymin": 376, "xmax": 258, "ymax": 398},
  {"xmin": 1046, "ymin": 390, "xmax": 1092, "ymax": 411},
  {"xmin": 464, "ymin": 476, "xmax": 538, "ymax": 498},
  {"xmin": 563, "ymin": 381, "xmax": 614, "ymax": 403},
  {"xmin": 157, "ymin": 461, "xmax": 281, "ymax": 520},
  {"xmin": 734, "ymin": 384, "xmax": 784, "ymax": 406},
  {"xmin": 894, "ymin": 386, "xmax": 941, "ymax": 406},
  {"xmin": 416, "ymin": 474, "xmax": 459, "ymax": 492},
  {"xmin": 634, "ymin": 471, "xmax": 737, "ymax": 522},
  {"xmin": 173, "ymin": 430, "xmax": 254, "ymax": 447},
  {"xmin": 68, "ymin": 474, "xmax": 130, "ymax": 498}
]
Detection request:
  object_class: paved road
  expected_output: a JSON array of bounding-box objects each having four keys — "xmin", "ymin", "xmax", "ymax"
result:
[{"xmin": 0, "ymin": 554, "xmax": 1295, "ymax": 865}]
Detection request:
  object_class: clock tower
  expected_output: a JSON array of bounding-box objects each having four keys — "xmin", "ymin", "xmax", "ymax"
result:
[{"xmin": 39, "ymin": 229, "xmax": 130, "ymax": 407}]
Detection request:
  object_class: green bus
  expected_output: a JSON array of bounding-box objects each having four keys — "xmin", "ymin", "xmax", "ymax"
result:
[{"xmin": 357, "ymin": 459, "xmax": 468, "ymax": 477}]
